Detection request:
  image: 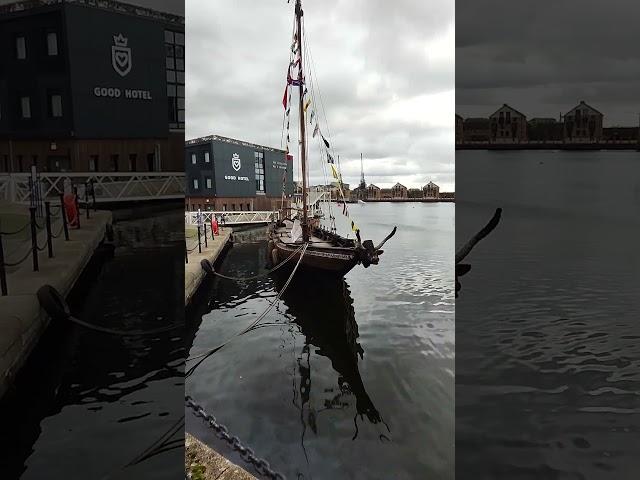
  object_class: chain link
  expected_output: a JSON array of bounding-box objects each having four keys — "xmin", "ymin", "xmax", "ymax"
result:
[{"xmin": 185, "ymin": 396, "xmax": 286, "ymax": 480}]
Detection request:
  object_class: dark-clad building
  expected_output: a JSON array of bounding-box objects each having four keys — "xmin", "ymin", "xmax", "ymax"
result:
[
  {"xmin": 528, "ymin": 118, "xmax": 563, "ymax": 142},
  {"xmin": 0, "ymin": 0, "xmax": 184, "ymax": 173},
  {"xmin": 185, "ymin": 135, "xmax": 294, "ymax": 212}
]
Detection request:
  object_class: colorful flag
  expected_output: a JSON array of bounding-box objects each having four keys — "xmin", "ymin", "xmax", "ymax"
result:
[
  {"xmin": 282, "ymin": 85, "xmax": 288, "ymax": 109},
  {"xmin": 309, "ymin": 111, "xmax": 314, "ymax": 124},
  {"xmin": 321, "ymin": 134, "xmax": 330, "ymax": 149},
  {"xmin": 304, "ymin": 98, "xmax": 311, "ymax": 112},
  {"xmin": 330, "ymin": 164, "xmax": 339, "ymax": 180},
  {"xmin": 327, "ymin": 153, "xmax": 334, "ymax": 164},
  {"xmin": 312, "ymin": 123, "xmax": 319, "ymax": 137}
]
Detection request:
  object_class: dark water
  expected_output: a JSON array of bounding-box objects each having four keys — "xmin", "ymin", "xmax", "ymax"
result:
[
  {"xmin": 186, "ymin": 202, "xmax": 454, "ymax": 479},
  {"xmin": 456, "ymin": 150, "xmax": 640, "ymax": 479},
  {"xmin": 0, "ymin": 208, "xmax": 185, "ymax": 480}
]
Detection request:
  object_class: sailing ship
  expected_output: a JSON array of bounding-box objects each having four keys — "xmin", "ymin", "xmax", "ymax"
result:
[{"xmin": 267, "ymin": 0, "xmax": 396, "ymax": 277}]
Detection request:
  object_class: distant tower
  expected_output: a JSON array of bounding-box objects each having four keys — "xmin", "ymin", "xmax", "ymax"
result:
[{"xmin": 358, "ymin": 153, "xmax": 366, "ymax": 200}]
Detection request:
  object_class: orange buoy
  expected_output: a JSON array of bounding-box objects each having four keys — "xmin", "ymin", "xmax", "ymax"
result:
[{"xmin": 64, "ymin": 193, "xmax": 78, "ymax": 227}]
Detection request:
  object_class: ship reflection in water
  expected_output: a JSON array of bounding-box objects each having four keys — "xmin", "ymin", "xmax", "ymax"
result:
[{"xmin": 272, "ymin": 272, "xmax": 387, "ymax": 441}]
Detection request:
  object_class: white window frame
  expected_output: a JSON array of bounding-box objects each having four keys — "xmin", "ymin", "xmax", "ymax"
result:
[
  {"xmin": 47, "ymin": 32, "xmax": 58, "ymax": 56},
  {"xmin": 16, "ymin": 36, "xmax": 26, "ymax": 59},
  {"xmin": 193, "ymin": 178, "xmax": 199, "ymax": 189},
  {"xmin": 204, "ymin": 152, "xmax": 210, "ymax": 163},
  {"xmin": 21, "ymin": 96, "xmax": 31, "ymax": 119},
  {"xmin": 206, "ymin": 177, "xmax": 212, "ymax": 189},
  {"xmin": 51, "ymin": 94, "xmax": 62, "ymax": 117},
  {"xmin": 191, "ymin": 153, "xmax": 196, "ymax": 164}
]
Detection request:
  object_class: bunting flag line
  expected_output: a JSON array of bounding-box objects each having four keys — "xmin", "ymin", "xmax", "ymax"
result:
[
  {"xmin": 304, "ymin": 98, "xmax": 311, "ymax": 112},
  {"xmin": 312, "ymin": 123, "xmax": 319, "ymax": 137},
  {"xmin": 327, "ymin": 153, "xmax": 334, "ymax": 164},
  {"xmin": 309, "ymin": 111, "xmax": 314, "ymax": 124},
  {"xmin": 282, "ymin": 85, "xmax": 288, "ymax": 109},
  {"xmin": 330, "ymin": 163, "xmax": 339, "ymax": 180},
  {"xmin": 321, "ymin": 134, "xmax": 330, "ymax": 149}
]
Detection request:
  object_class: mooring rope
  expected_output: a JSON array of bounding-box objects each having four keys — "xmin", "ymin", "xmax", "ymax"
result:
[
  {"xmin": 186, "ymin": 242, "xmax": 309, "ymax": 376},
  {"xmin": 208, "ymin": 242, "xmax": 305, "ymax": 281}
]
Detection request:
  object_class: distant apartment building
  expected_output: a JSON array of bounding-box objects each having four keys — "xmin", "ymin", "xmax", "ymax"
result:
[
  {"xmin": 423, "ymin": 181, "xmax": 440, "ymax": 198},
  {"xmin": 407, "ymin": 187, "xmax": 422, "ymax": 198},
  {"xmin": 367, "ymin": 184, "xmax": 381, "ymax": 200},
  {"xmin": 380, "ymin": 188, "xmax": 392, "ymax": 199},
  {"xmin": 489, "ymin": 104, "xmax": 527, "ymax": 143},
  {"xmin": 329, "ymin": 181, "xmax": 350, "ymax": 201},
  {"xmin": 603, "ymin": 127, "xmax": 639, "ymax": 143},
  {"xmin": 563, "ymin": 101, "xmax": 603, "ymax": 143},
  {"xmin": 0, "ymin": 0, "xmax": 184, "ymax": 173},
  {"xmin": 391, "ymin": 182, "xmax": 408, "ymax": 199},
  {"xmin": 462, "ymin": 118, "xmax": 490, "ymax": 143},
  {"xmin": 528, "ymin": 118, "xmax": 563, "ymax": 142},
  {"xmin": 455, "ymin": 114, "xmax": 463, "ymax": 144}
]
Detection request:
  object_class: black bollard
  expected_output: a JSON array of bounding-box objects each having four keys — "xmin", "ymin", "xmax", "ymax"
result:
[
  {"xmin": 0, "ymin": 231, "xmax": 7, "ymax": 295},
  {"xmin": 203, "ymin": 223, "xmax": 208, "ymax": 248},
  {"xmin": 197, "ymin": 225, "xmax": 202, "ymax": 254},
  {"xmin": 59, "ymin": 193, "xmax": 69, "ymax": 241},
  {"xmin": 45, "ymin": 201, "xmax": 53, "ymax": 258},
  {"xmin": 29, "ymin": 206, "xmax": 39, "ymax": 272}
]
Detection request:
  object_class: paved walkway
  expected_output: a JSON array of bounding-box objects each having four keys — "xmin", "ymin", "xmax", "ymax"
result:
[
  {"xmin": 185, "ymin": 227, "xmax": 231, "ymax": 305},
  {"xmin": 0, "ymin": 204, "xmax": 112, "ymax": 398}
]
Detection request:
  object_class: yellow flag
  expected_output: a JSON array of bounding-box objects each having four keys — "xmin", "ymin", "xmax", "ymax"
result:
[
  {"xmin": 330, "ymin": 164, "xmax": 339, "ymax": 180},
  {"xmin": 304, "ymin": 98, "xmax": 311, "ymax": 112}
]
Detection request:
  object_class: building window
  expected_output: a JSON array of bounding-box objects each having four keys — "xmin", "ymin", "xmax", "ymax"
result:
[
  {"xmin": 147, "ymin": 153, "xmax": 155, "ymax": 171},
  {"xmin": 16, "ymin": 36, "xmax": 26, "ymax": 59},
  {"xmin": 89, "ymin": 155, "xmax": 98, "ymax": 172},
  {"xmin": 50, "ymin": 94, "xmax": 62, "ymax": 117},
  {"xmin": 247, "ymin": 203, "xmax": 250, "ymax": 211},
  {"xmin": 21, "ymin": 96, "xmax": 31, "ymax": 118},
  {"xmin": 193, "ymin": 178, "xmax": 199, "ymax": 189},
  {"xmin": 255, "ymin": 151, "xmax": 265, "ymax": 192},
  {"xmin": 165, "ymin": 29, "xmax": 185, "ymax": 130},
  {"xmin": 47, "ymin": 32, "xmax": 58, "ymax": 56},
  {"xmin": 204, "ymin": 152, "xmax": 210, "ymax": 163},
  {"xmin": 110, "ymin": 154, "xmax": 119, "ymax": 172},
  {"xmin": 129, "ymin": 154, "xmax": 137, "ymax": 172},
  {"xmin": 232, "ymin": 203, "xmax": 236, "ymax": 211},
  {"xmin": 191, "ymin": 153, "xmax": 197, "ymax": 164},
  {"xmin": 205, "ymin": 177, "xmax": 212, "ymax": 189}
]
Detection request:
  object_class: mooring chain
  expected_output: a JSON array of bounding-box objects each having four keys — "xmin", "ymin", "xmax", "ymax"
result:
[{"xmin": 185, "ymin": 396, "xmax": 285, "ymax": 480}]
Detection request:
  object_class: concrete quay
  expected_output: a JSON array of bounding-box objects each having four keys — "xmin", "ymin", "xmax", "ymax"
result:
[
  {"xmin": 0, "ymin": 208, "xmax": 112, "ymax": 398},
  {"xmin": 185, "ymin": 227, "xmax": 231, "ymax": 305},
  {"xmin": 185, "ymin": 433, "xmax": 257, "ymax": 480}
]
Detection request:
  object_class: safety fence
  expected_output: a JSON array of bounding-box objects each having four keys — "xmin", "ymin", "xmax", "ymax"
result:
[
  {"xmin": 0, "ymin": 182, "xmax": 98, "ymax": 296},
  {"xmin": 184, "ymin": 222, "xmax": 217, "ymax": 263},
  {"xmin": 185, "ymin": 210, "xmax": 279, "ymax": 226}
]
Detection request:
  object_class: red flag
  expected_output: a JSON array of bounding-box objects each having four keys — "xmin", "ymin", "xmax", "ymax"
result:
[
  {"xmin": 282, "ymin": 85, "xmax": 288, "ymax": 109},
  {"xmin": 286, "ymin": 154, "xmax": 293, "ymax": 162}
]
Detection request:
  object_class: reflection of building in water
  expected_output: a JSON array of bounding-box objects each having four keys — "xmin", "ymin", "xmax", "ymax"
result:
[{"xmin": 273, "ymin": 274, "xmax": 385, "ymax": 440}]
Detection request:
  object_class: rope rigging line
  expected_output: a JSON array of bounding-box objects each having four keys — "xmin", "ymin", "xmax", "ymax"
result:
[
  {"xmin": 186, "ymin": 242, "xmax": 309, "ymax": 377},
  {"xmin": 207, "ymin": 242, "xmax": 305, "ymax": 281}
]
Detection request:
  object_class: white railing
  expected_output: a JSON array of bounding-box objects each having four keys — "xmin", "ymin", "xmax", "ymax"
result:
[
  {"xmin": 0, "ymin": 172, "xmax": 185, "ymax": 204},
  {"xmin": 185, "ymin": 210, "xmax": 279, "ymax": 225}
]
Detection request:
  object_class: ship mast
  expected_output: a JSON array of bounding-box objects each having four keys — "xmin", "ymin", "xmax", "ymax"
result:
[{"xmin": 296, "ymin": 0, "xmax": 309, "ymax": 241}]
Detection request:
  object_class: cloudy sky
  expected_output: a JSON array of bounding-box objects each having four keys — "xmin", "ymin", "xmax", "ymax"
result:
[
  {"xmin": 457, "ymin": 0, "xmax": 640, "ymax": 126},
  {"xmin": 186, "ymin": 0, "xmax": 454, "ymax": 191}
]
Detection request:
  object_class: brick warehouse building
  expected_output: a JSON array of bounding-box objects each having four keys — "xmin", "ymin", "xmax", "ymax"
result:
[
  {"xmin": 185, "ymin": 135, "xmax": 294, "ymax": 212},
  {"xmin": 0, "ymin": 0, "xmax": 184, "ymax": 173}
]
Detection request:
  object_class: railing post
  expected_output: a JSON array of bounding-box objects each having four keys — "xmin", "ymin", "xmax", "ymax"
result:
[
  {"xmin": 74, "ymin": 186, "xmax": 80, "ymax": 229},
  {"xmin": 203, "ymin": 223, "xmax": 208, "ymax": 248},
  {"xmin": 0, "ymin": 231, "xmax": 7, "ymax": 296},
  {"xmin": 85, "ymin": 181, "xmax": 90, "ymax": 220},
  {"xmin": 185, "ymin": 240, "xmax": 188, "ymax": 264},
  {"xmin": 45, "ymin": 201, "xmax": 53, "ymax": 258},
  {"xmin": 91, "ymin": 179, "xmax": 97, "ymax": 212},
  {"xmin": 197, "ymin": 225, "xmax": 202, "ymax": 254},
  {"xmin": 29, "ymin": 206, "xmax": 39, "ymax": 272},
  {"xmin": 60, "ymin": 193, "xmax": 69, "ymax": 241}
]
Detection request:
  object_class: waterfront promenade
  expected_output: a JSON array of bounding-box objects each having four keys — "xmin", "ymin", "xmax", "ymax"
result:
[
  {"xmin": 0, "ymin": 202, "xmax": 112, "ymax": 398},
  {"xmin": 185, "ymin": 226, "xmax": 231, "ymax": 305}
]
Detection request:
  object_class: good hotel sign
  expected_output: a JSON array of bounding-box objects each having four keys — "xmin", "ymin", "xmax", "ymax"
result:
[{"xmin": 93, "ymin": 33, "xmax": 153, "ymax": 100}]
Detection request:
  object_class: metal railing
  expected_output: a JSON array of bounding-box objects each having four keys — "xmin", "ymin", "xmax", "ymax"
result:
[
  {"xmin": 184, "ymin": 210, "xmax": 279, "ymax": 226},
  {"xmin": 0, "ymin": 182, "xmax": 102, "ymax": 295},
  {"xmin": 0, "ymin": 172, "xmax": 185, "ymax": 204}
]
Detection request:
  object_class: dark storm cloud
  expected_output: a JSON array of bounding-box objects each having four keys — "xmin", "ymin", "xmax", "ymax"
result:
[
  {"xmin": 456, "ymin": 0, "xmax": 640, "ymax": 126},
  {"xmin": 188, "ymin": 0, "xmax": 454, "ymax": 190}
]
